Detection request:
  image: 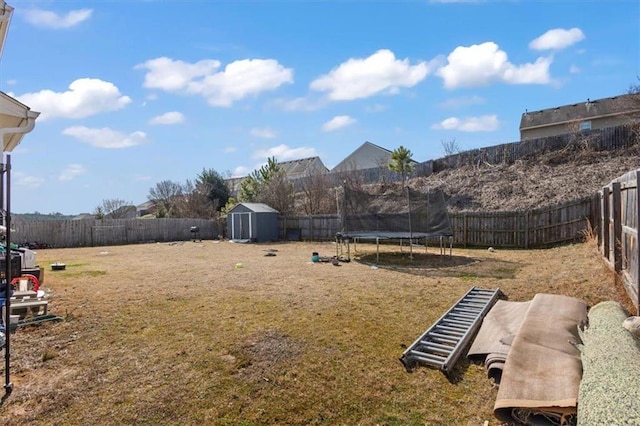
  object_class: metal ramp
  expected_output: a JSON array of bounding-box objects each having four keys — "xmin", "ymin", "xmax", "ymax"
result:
[{"xmin": 400, "ymin": 286, "xmax": 502, "ymax": 375}]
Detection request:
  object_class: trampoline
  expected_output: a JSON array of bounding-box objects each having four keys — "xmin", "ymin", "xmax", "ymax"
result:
[{"xmin": 336, "ymin": 186, "xmax": 454, "ymax": 263}]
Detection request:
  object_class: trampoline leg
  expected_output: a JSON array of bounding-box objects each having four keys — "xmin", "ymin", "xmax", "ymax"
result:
[{"xmin": 376, "ymin": 237, "xmax": 379, "ymax": 264}]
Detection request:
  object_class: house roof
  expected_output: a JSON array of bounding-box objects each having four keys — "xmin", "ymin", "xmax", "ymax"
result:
[
  {"xmin": 519, "ymin": 93, "xmax": 640, "ymax": 131},
  {"xmin": 136, "ymin": 200, "xmax": 156, "ymax": 210},
  {"xmin": 231, "ymin": 203, "xmax": 279, "ymax": 214},
  {"xmin": 331, "ymin": 141, "xmax": 417, "ymax": 172},
  {"xmin": 278, "ymin": 156, "xmax": 328, "ymax": 178},
  {"xmin": 0, "ymin": 91, "xmax": 40, "ymax": 152},
  {"xmin": 331, "ymin": 141, "xmax": 393, "ymax": 172}
]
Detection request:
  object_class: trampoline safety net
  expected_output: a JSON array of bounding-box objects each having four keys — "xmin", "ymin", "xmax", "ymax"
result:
[{"xmin": 339, "ymin": 186, "xmax": 453, "ymax": 239}]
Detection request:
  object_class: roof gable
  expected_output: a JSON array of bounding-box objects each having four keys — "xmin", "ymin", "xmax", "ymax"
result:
[
  {"xmin": 332, "ymin": 141, "xmax": 393, "ymax": 172},
  {"xmin": 520, "ymin": 93, "xmax": 640, "ymax": 130},
  {"xmin": 278, "ymin": 156, "xmax": 328, "ymax": 178},
  {"xmin": 230, "ymin": 203, "xmax": 279, "ymax": 214}
]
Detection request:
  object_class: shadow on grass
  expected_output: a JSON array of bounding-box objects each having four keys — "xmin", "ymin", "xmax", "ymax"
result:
[{"xmin": 352, "ymin": 251, "xmax": 523, "ymax": 280}]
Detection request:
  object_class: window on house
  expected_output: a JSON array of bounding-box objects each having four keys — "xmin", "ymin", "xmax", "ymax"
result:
[{"xmin": 580, "ymin": 121, "xmax": 592, "ymax": 131}]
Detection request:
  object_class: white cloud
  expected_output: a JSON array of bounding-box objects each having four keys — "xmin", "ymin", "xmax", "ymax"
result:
[
  {"xmin": 149, "ymin": 111, "xmax": 185, "ymax": 125},
  {"xmin": 250, "ymin": 127, "xmax": 277, "ymax": 139},
  {"xmin": 232, "ymin": 166, "xmax": 250, "ymax": 177},
  {"xmin": 322, "ymin": 115, "xmax": 356, "ymax": 132},
  {"xmin": 63, "ymin": 126, "xmax": 147, "ymax": 149},
  {"xmin": 310, "ymin": 49, "xmax": 432, "ymax": 101},
  {"xmin": 253, "ymin": 144, "xmax": 317, "ymax": 160},
  {"xmin": 58, "ymin": 164, "xmax": 87, "ymax": 181},
  {"xmin": 14, "ymin": 172, "xmax": 45, "ymax": 189},
  {"xmin": 529, "ymin": 28, "xmax": 585, "ymax": 51},
  {"xmin": 438, "ymin": 95, "xmax": 485, "ymax": 109},
  {"xmin": 569, "ymin": 64, "xmax": 581, "ymax": 74},
  {"xmin": 273, "ymin": 96, "xmax": 326, "ymax": 111},
  {"xmin": 136, "ymin": 56, "xmax": 293, "ymax": 107},
  {"xmin": 437, "ymin": 42, "xmax": 551, "ymax": 88},
  {"xmin": 224, "ymin": 146, "xmax": 237, "ymax": 153},
  {"xmin": 137, "ymin": 57, "xmax": 221, "ymax": 91},
  {"xmin": 15, "ymin": 78, "xmax": 131, "ymax": 120},
  {"xmin": 432, "ymin": 115, "xmax": 499, "ymax": 132},
  {"xmin": 24, "ymin": 8, "xmax": 92, "ymax": 29}
]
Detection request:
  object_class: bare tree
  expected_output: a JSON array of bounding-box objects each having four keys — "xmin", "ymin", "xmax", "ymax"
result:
[
  {"xmin": 297, "ymin": 169, "xmax": 334, "ymax": 215},
  {"xmin": 625, "ymin": 80, "xmax": 640, "ymax": 144},
  {"xmin": 333, "ymin": 159, "xmax": 364, "ymax": 192},
  {"xmin": 94, "ymin": 198, "xmax": 133, "ymax": 219},
  {"xmin": 441, "ymin": 138, "xmax": 461, "ymax": 156},
  {"xmin": 258, "ymin": 171, "xmax": 295, "ymax": 215},
  {"xmin": 171, "ymin": 180, "xmax": 217, "ymax": 219},
  {"xmin": 148, "ymin": 180, "xmax": 183, "ymax": 217}
]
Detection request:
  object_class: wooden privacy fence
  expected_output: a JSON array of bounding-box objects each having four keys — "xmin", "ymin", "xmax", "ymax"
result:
[
  {"xmin": 279, "ymin": 196, "xmax": 594, "ymax": 249},
  {"xmin": 596, "ymin": 169, "xmax": 640, "ymax": 314},
  {"xmin": 450, "ymin": 197, "xmax": 594, "ymax": 248},
  {"xmin": 280, "ymin": 215, "xmax": 340, "ymax": 241},
  {"xmin": 11, "ymin": 218, "xmax": 220, "ymax": 248}
]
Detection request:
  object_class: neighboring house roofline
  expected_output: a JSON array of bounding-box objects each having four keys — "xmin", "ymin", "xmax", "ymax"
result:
[
  {"xmin": 520, "ymin": 110, "xmax": 640, "ymax": 131},
  {"xmin": 519, "ymin": 93, "xmax": 640, "ymax": 131},
  {"xmin": 360, "ymin": 140, "xmax": 392, "ymax": 155}
]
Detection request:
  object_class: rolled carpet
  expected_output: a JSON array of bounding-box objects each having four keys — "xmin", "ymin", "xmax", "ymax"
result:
[
  {"xmin": 577, "ymin": 301, "xmax": 640, "ymax": 425},
  {"xmin": 494, "ymin": 293, "xmax": 587, "ymax": 425},
  {"xmin": 467, "ymin": 299, "xmax": 532, "ymax": 383}
]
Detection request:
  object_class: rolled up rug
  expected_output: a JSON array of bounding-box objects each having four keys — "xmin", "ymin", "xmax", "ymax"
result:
[
  {"xmin": 493, "ymin": 293, "xmax": 587, "ymax": 425},
  {"xmin": 467, "ymin": 299, "xmax": 532, "ymax": 383},
  {"xmin": 577, "ymin": 301, "xmax": 640, "ymax": 425}
]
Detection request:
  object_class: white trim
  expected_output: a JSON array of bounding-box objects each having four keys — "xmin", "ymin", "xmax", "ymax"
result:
[{"xmin": 0, "ymin": 2, "xmax": 14, "ymax": 60}]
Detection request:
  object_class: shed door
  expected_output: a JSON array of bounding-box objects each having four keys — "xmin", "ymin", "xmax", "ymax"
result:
[{"xmin": 233, "ymin": 213, "xmax": 251, "ymax": 240}]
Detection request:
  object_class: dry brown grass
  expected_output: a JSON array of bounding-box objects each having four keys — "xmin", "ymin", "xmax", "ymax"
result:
[{"xmin": 0, "ymin": 240, "xmax": 632, "ymax": 425}]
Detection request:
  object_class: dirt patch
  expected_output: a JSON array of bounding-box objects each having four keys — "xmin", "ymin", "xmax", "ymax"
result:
[{"xmin": 231, "ymin": 329, "xmax": 305, "ymax": 382}]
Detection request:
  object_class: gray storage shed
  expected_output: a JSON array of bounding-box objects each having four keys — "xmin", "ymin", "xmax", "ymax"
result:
[{"xmin": 227, "ymin": 203, "xmax": 279, "ymax": 242}]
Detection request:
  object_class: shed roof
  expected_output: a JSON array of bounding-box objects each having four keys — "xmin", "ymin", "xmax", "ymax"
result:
[
  {"xmin": 231, "ymin": 203, "xmax": 279, "ymax": 214},
  {"xmin": 519, "ymin": 93, "xmax": 640, "ymax": 131}
]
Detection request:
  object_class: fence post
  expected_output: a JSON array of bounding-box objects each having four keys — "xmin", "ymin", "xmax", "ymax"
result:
[
  {"xmin": 611, "ymin": 182, "xmax": 622, "ymax": 273},
  {"xmin": 524, "ymin": 211, "xmax": 529, "ymax": 249},
  {"xmin": 463, "ymin": 212, "xmax": 468, "ymax": 248},
  {"xmin": 602, "ymin": 186, "xmax": 610, "ymax": 260},
  {"xmin": 593, "ymin": 192, "xmax": 602, "ymax": 249},
  {"xmin": 636, "ymin": 171, "xmax": 640, "ymax": 314}
]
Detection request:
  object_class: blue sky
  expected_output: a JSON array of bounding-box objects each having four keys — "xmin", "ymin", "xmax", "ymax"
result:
[{"xmin": 2, "ymin": 0, "xmax": 638, "ymax": 214}]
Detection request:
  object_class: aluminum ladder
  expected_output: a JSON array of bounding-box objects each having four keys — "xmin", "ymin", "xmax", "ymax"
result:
[{"xmin": 400, "ymin": 286, "xmax": 502, "ymax": 375}]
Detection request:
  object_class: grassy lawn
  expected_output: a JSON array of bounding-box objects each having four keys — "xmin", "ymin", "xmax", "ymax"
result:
[{"xmin": 0, "ymin": 239, "xmax": 630, "ymax": 425}]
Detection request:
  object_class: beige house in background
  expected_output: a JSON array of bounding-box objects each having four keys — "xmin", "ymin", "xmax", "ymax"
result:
[
  {"xmin": 519, "ymin": 93, "xmax": 640, "ymax": 140},
  {"xmin": 331, "ymin": 141, "xmax": 417, "ymax": 172}
]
